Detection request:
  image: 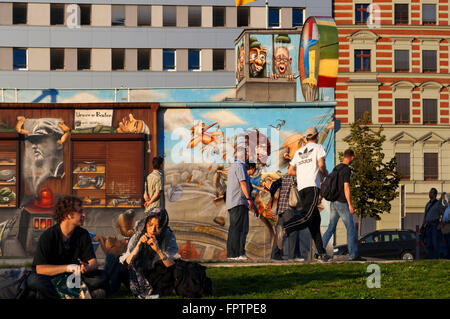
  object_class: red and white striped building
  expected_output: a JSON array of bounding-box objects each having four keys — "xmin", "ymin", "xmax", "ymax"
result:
[{"xmin": 333, "ymin": 0, "xmax": 450, "ymax": 241}]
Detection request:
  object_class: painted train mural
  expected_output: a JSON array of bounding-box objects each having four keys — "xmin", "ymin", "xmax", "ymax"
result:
[{"xmin": 0, "ymin": 17, "xmax": 338, "ymax": 259}]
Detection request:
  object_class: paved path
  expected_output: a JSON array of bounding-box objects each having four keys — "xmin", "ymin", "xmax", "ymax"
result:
[{"xmin": 0, "ymin": 256, "xmax": 409, "ymax": 268}]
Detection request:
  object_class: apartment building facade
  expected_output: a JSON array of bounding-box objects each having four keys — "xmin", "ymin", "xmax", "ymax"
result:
[
  {"xmin": 334, "ymin": 0, "xmax": 450, "ymax": 242},
  {"xmin": 0, "ymin": 0, "xmax": 332, "ymax": 89}
]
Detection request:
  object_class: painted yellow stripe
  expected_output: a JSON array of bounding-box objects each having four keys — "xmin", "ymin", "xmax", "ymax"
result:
[
  {"xmin": 235, "ymin": 0, "xmax": 256, "ymax": 6},
  {"xmin": 318, "ymin": 59, "xmax": 338, "ymax": 77},
  {"xmin": 316, "ymin": 20, "xmax": 337, "ymax": 27}
]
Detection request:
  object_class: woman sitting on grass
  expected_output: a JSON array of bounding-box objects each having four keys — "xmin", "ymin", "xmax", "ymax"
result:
[{"xmin": 120, "ymin": 207, "xmax": 178, "ymax": 299}]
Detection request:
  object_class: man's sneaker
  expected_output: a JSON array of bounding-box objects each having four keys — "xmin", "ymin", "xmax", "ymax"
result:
[
  {"xmin": 145, "ymin": 294, "xmax": 160, "ymax": 299},
  {"xmin": 227, "ymin": 257, "xmax": 240, "ymax": 261},
  {"xmin": 276, "ymin": 224, "xmax": 285, "ymax": 250},
  {"xmin": 237, "ymin": 255, "xmax": 249, "ymax": 261},
  {"xmin": 349, "ymin": 256, "xmax": 366, "ymax": 261},
  {"xmin": 90, "ymin": 288, "xmax": 106, "ymax": 299},
  {"xmin": 293, "ymin": 258, "xmax": 305, "ymax": 262}
]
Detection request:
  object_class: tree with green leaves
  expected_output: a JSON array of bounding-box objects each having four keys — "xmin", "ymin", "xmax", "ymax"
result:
[{"xmin": 339, "ymin": 112, "xmax": 400, "ymax": 236}]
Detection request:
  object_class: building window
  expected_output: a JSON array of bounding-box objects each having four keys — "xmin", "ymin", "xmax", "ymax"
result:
[
  {"xmin": 138, "ymin": 6, "xmax": 151, "ymax": 26},
  {"xmin": 138, "ymin": 49, "xmax": 150, "ymax": 70},
  {"xmin": 112, "ymin": 49, "xmax": 125, "ymax": 70},
  {"xmin": 422, "ymin": 4, "xmax": 436, "ymax": 25},
  {"xmin": 237, "ymin": 7, "xmax": 249, "ymax": 27},
  {"xmin": 395, "ymin": 50, "xmax": 409, "ymax": 72},
  {"xmin": 213, "ymin": 7, "xmax": 226, "ymax": 27},
  {"xmin": 188, "ymin": 7, "xmax": 202, "ymax": 27},
  {"xmin": 50, "ymin": 4, "xmax": 65, "ymax": 25},
  {"xmin": 163, "ymin": 6, "xmax": 177, "ymax": 27},
  {"xmin": 77, "ymin": 49, "xmax": 91, "ymax": 70},
  {"xmin": 268, "ymin": 8, "xmax": 280, "ymax": 28},
  {"xmin": 188, "ymin": 50, "xmax": 200, "ymax": 71},
  {"xmin": 13, "ymin": 3, "xmax": 27, "ymax": 24},
  {"xmin": 292, "ymin": 8, "xmax": 304, "ymax": 27},
  {"xmin": 111, "ymin": 5, "xmax": 125, "ymax": 26},
  {"xmin": 395, "ymin": 4, "xmax": 408, "ymax": 25},
  {"xmin": 163, "ymin": 49, "xmax": 176, "ymax": 70},
  {"xmin": 354, "ymin": 98, "xmax": 372, "ymax": 122},
  {"xmin": 423, "ymin": 99, "xmax": 438, "ymax": 124},
  {"xmin": 80, "ymin": 5, "xmax": 91, "ymax": 26},
  {"xmin": 422, "ymin": 50, "xmax": 437, "ymax": 72},
  {"xmin": 355, "ymin": 4, "xmax": 369, "ymax": 25},
  {"xmin": 424, "ymin": 153, "xmax": 438, "ymax": 180},
  {"xmin": 395, "ymin": 153, "xmax": 410, "ymax": 180},
  {"xmin": 213, "ymin": 50, "xmax": 226, "ymax": 71},
  {"xmin": 395, "ymin": 99, "xmax": 410, "ymax": 124},
  {"xmin": 50, "ymin": 48, "xmax": 65, "ymax": 70},
  {"xmin": 13, "ymin": 48, "xmax": 27, "ymax": 70},
  {"xmin": 354, "ymin": 50, "xmax": 371, "ymax": 72}
]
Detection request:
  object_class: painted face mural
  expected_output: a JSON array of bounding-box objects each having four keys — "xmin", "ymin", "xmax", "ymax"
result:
[
  {"xmin": 249, "ymin": 37, "xmax": 268, "ymax": 78},
  {"xmin": 271, "ymin": 34, "xmax": 294, "ymax": 81},
  {"xmin": 16, "ymin": 117, "xmax": 70, "ymax": 194}
]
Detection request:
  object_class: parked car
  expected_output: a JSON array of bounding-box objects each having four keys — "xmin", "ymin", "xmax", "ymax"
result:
[{"xmin": 334, "ymin": 229, "xmax": 427, "ymax": 260}]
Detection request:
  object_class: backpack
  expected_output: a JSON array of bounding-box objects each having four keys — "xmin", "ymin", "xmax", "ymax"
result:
[
  {"xmin": 0, "ymin": 268, "xmax": 30, "ymax": 299},
  {"xmin": 320, "ymin": 165, "xmax": 345, "ymax": 202},
  {"xmin": 146, "ymin": 259, "xmax": 213, "ymax": 298},
  {"xmin": 173, "ymin": 260, "xmax": 213, "ymax": 298}
]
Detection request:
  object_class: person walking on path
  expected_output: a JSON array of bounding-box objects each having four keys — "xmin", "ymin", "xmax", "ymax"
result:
[
  {"xmin": 276, "ymin": 127, "xmax": 329, "ymax": 262},
  {"xmin": 321, "ymin": 149, "xmax": 364, "ymax": 261}
]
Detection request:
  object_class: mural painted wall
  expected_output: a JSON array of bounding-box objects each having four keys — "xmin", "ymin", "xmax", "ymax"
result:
[
  {"xmin": 161, "ymin": 106, "xmax": 335, "ymax": 260},
  {"xmin": 0, "ymin": 105, "xmax": 158, "ymax": 257}
]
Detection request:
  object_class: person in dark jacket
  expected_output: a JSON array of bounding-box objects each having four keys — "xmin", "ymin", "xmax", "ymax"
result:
[
  {"xmin": 27, "ymin": 195, "xmax": 108, "ymax": 299},
  {"xmin": 120, "ymin": 207, "xmax": 178, "ymax": 299}
]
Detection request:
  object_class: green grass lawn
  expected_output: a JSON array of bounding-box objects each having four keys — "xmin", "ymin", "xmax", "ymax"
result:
[{"xmin": 110, "ymin": 260, "xmax": 449, "ymax": 299}]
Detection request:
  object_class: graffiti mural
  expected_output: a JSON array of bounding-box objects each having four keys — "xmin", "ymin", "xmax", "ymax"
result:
[
  {"xmin": 16, "ymin": 117, "xmax": 70, "ymax": 195},
  {"xmin": 236, "ymin": 37, "xmax": 245, "ymax": 84},
  {"xmin": 300, "ymin": 17, "xmax": 339, "ymax": 102},
  {"xmin": 248, "ymin": 35, "xmax": 270, "ymax": 78},
  {"xmin": 271, "ymin": 34, "xmax": 297, "ymax": 81},
  {"xmin": 162, "ymin": 107, "xmax": 335, "ymax": 260}
]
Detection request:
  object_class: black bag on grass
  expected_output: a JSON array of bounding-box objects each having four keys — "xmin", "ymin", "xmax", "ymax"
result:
[
  {"xmin": 0, "ymin": 268, "xmax": 31, "ymax": 299},
  {"xmin": 173, "ymin": 260, "xmax": 212, "ymax": 298},
  {"xmin": 146, "ymin": 259, "xmax": 212, "ymax": 298}
]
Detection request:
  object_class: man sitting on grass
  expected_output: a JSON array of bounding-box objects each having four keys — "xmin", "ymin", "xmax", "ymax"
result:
[{"xmin": 27, "ymin": 195, "xmax": 108, "ymax": 299}]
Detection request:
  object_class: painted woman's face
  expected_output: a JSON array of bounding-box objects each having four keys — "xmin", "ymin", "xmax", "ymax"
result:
[{"xmin": 146, "ymin": 217, "xmax": 159, "ymax": 236}]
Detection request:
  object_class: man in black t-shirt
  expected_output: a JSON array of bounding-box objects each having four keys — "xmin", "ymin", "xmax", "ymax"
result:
[
  {"xmin": 322, "ymin": 149, "xmax": 363, "ymax": 261},
  {"xmin": 27, "ymin": 195, "xmax": 108, "ymax": 299}
]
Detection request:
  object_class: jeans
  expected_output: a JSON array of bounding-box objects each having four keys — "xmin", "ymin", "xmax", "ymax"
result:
[
  {"xmin": 425, "ymin": 221, "xmax": 441, "ymax": 259},
  {"xmin": 322, "ymin": 201, "xmax": 359, "ymax": 259},
  {"xmin": 227, "ymin": 205, "xmax": 249, "ymax": 258},
  {"xmin": 271, "ymin": 209, "xmax": 301, "ymax": 260},
  {"xmin": 27, "ymin": 269, "xmax": 108, "ymax": 299}
]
